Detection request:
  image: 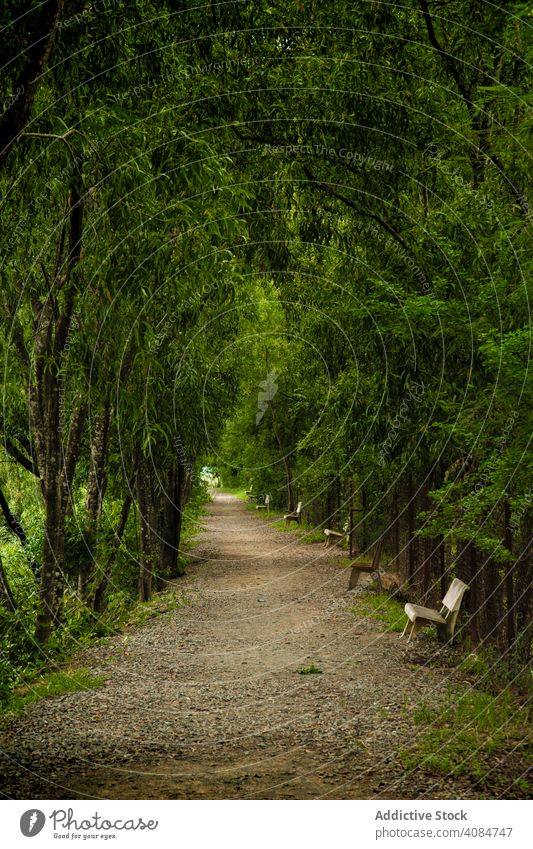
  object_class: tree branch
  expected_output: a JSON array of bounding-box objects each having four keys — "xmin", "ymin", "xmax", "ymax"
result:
[
  {"xmin": 418, "ymin": 0, "xmax": 529, "ymax": 218},
  {"xmin": 303, "ymin": 165, "xmax": 424, "ymax": 268},
  {"xmin": 3, "ymin": 438, "xmax": 39, "ymax": 477},
  {"xmin": 0, "ymin": 1, "xmax": 65, "ymax": 169},
  {"xmin": 417, "ymin": 0, "xmax": 473, "ymax": 110},
  {"xmin": 0, "ymin": 484, "xmax": 40, "ymax": 577}
]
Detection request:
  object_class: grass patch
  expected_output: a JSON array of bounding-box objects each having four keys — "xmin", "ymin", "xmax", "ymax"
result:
[
  {"xmin": 217, "ymin": 485, "xmax": 249, "ymax": 501},
  {"xmin": 270, "ymin": 517, "xmax": 331, "ymax": 544},
  {"xmin": 121, "ymin": 587, "xmax": 188, "ymax": 629},
  {"xmin": 298, "ymin": 664, "xmax": 323, "ymax": 675},
  {"xmin": 299, "ymin": 526, "xmax": 331, "ymax": 544},
  {"xmin": 335, "ymin": 556, "xmax": 373, "ymax": 569},
  {"xmin": 400, "ymin": 688, "xmax": 532, "ymax": 797},
  {"xmin": 4, "ymin": 668, "xmax": 105, "ymax": 719},
  {"xmin": 351, "ymin": 590, "xmax": 405, "ymax": 632}
]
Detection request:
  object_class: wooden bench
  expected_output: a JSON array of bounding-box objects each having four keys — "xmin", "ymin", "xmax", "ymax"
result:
[
  {"xmin": 401, "ymin": 578, "xmax": 469, "ymax": 643},
  {"xmin": 284, "ymin": 501, "xmax": 302, "ymax": 524},
  {"xmin": 348, "ymin": 537, "xmax": 384, "ymax": 590},
  {"xmin": 323, "ymin": 528, "xmax": 346, "ymax": 547},
  {"xmin": 348, "ymin": 563, "xmax": 375, "ymax": 589},
  {"xmin": 256, "ymin": 495, "xmax": 270, "ymax": 511}
]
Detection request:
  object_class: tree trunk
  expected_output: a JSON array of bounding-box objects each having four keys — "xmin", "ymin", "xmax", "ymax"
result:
[
  {"xmin": 361, "ymin": 486, "xmax": 368, "ymax": 551},
  {"xmin": 30, "ymin": 170, "xmax": 85, "ymax": 645},
  {"xmin": 421, "ymin": 482, "xmax": 434, "ymax": 599},
  {"xmin": 269, "ymin": 404, "xmax": 295, "ymax": 511},
  {"xmin": 138, "ymin": 456, "xmax": 157, "ymax": 602},
  {"xmin": 86, "ymin": 401, "xmax": 111, "ymax": 521},
  {"xmin": 35, "ymin": 473, "xmax": 65, "ymax": 644},
  {"xmin": 0, "ymin": 1, "xmax": 64, "ymax": 169},
  {"xmin": 503, "ymin": 500, "xmax": 516, "ymax": 651},
  {"xmin": 159, "ymin": 459, "xmax": 187, "ymax": 582},
  {"xmin": 92, "ymin": 490, "xmax": 134, "ymax": 613},
  {"xmin": 0, "ymin": 552, "xmax": 16, "ymax": 611},
  {"xmin": 482, "ymin": 556, "xmax": 500, "ymax": 648},
  {"xmin": 407, "ymin": 474, "xmax": 417, "ymax": 585},
  {"xmin": 80, "ymin": 401, "xmax": 111, "ymax": 597},
  {"xmin": 438, "ymin": 534, "xmax": 446, "ymax": 601},
  {"xmin": 391, "ymin": 490, "xmax": 401, "ymax": 570},
  {"xmin": 514, "ymin": 522, "xmax": 532, "ymax": 667},
  {"xmin": 469, "ymin": 542, "xmax": 480, "ymax": 646}
]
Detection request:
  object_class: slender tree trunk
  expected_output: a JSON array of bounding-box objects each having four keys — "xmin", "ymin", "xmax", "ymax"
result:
[
  {"xmin": 279, "ymin": 450, "xmax": 295, "ymax": 512},
  {"xmin": 361, "ymin": 486, "xmax": 368, "ymax": 551},
  {"xmin": 30, "ymin": 168, "xmax": 85, "ymax": 644},
  {"xmin": 438, "ymin": 534, "xmax": 446, "ymax": 601},
  {"xmin": 35, "ymin": 473, "xmax": 65, "ymax": 644},
  {"xmin": 80, "ymin": 401, "xmax": 111, "ymax": 597},
  {"xmin": 0, "ymin": 552, "xmax": 16, "ymax": 611},
  {"xmin": 456, "ymin": 539, "xmax": 478, "ymax": 644},
  {"xmin": 391, "ymin": 490, "xmax": 401, "ymax": 570},
  {"xmin": 421, "ymin": 481, "xmax": 434, "ymax": 599},
  {"xmin": 138, "ymin": 456, "xmax": 157, "ymax": 602},
  {"xmin": 86, "ymin": 401, "xmax": 111, "ymax": 521},
  {"xmin": 159, "ymin": 459, "xmax": 187, "ymax": 582},
  {"xmin": 482, "ymin": 556, "xmax": 500, "ymax": 648},
  {"xmin": 92, "ymin": 490, "xmax": 134, "ymax": 613},
  {"xmin": 407, "ymin": 474, "xmax": 417, "ymax": 585},
  {"xmin": 503, "ymin": 500, "xmax": 516, "ymax": 650},
  {"xmin": 0, "ymin": 1, "xmax": 64, "ymax": 169},
  {"xmin": 514, "ymin": 523, "xmax": 532, "ymax": 667},
  {"xmin": 469, "ymin": 542, "xmax": 480, "ymax": 645},
  {"xmin": 269, "ymin": 403, "xmax": 295, "ymax": 511}
]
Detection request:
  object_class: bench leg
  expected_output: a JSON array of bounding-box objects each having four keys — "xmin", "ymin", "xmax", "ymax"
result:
[
  {"xmin": 406, "ymin": 620, "xmax": 418, "ymax": 643},
  {"xmin": 348, "ymin": 568, "xmax": 361, "ymax": 590},
  {"xmin": 400, "ymin": 617, "xmax": 409, "ymax": 639}
]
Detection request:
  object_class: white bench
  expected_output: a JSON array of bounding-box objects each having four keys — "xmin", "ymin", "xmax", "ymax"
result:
[
  {"xmin": 323, "ymin": 528, "xmax": 346, "ymax": 547},
  {"xmin": 256, "ymin": 495, "xmax": 270, "ymax": 511},
  {"xmin": 401, "ymin": 578, "xmax": 469, "ymax": 643},
  {"xmin": 284, "ymin": 501, "xmax": 302, "ymax": 524}
]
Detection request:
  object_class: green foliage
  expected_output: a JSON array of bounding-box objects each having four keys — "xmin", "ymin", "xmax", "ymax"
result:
[{"xmin": 400, "ymin": 689, "xmax": 531, "ymax": 797}]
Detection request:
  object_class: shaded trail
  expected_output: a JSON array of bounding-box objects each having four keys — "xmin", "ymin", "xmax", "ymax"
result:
[{"xmin": 1, "ymin": 493, "xmax": 474, "ymax": 799}]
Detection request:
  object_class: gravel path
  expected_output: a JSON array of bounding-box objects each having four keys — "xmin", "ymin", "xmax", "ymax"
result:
[{"xmin": 0, "ymin": 493, "xmax": 480, "ymax": 799}]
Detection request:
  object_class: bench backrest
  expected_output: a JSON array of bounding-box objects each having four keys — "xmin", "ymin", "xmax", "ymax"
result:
[
  {"xmin": 265, "ymin": 495, "xmax": 270, "ymax": 507},
  {"xmin": 442, "ymin": 578, "xmax": 470, "ymax": 615},
  {"xmin": 296, "ymin": 501, "xmax": 302, "ymax": 514}
]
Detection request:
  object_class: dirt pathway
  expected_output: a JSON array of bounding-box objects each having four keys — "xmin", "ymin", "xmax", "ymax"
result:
[{"xmin": 1, "ymin": 493, "xmax": 474, "ymax": 799}]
